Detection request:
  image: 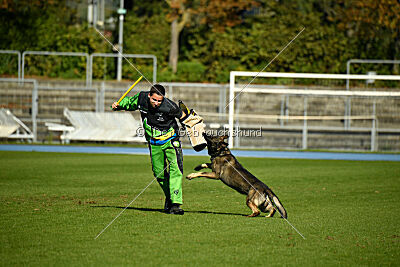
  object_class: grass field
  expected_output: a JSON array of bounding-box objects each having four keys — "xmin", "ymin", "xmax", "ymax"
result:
[{"xmin": 1, "ymin": 151, "xmax": 399, "ymax": 266}]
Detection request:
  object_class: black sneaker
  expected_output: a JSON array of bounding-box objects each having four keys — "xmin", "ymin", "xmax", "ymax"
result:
[
  {"xmin": 164, "ymin": 199, "xmax": 172, "ymax": 213},
  {"xmin": 169, "ymin": 204, "xmax": 184, "ymax": 215}
]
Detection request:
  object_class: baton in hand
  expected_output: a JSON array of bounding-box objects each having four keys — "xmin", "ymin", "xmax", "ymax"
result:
[{"xmin": 111, "ymin": 76, "xmax": 143, "ymax": 109}]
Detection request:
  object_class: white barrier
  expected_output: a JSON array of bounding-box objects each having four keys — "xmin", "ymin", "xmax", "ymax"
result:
[
  {"xmin": 61, "ymin": 108, "xmax": 146, "ymax": 143},
  {"xmin": 228, "ymin": 71, "xmax": 400, "ymax": 151},
  {"xmin": 0, "ymin": 108, "xmax": 34, "ymax": 140}
]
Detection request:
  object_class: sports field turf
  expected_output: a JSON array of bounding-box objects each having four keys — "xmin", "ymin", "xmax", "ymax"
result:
[{"xmin": 1, "ymin": 151, "xmax": 399, "ymax": 266}]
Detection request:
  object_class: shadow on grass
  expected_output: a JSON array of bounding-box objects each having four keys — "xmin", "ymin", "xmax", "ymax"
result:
[{"xmin": 91, "ymin": 205, "xmax": 247, "ymax": 217}]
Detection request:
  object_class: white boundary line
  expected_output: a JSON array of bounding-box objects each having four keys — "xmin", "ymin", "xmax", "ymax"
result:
[
  {"xmin": 94, "ymin": 161, "xmax": 172, "ymax": 239},
  {"xmin": 94, "ymin": 177, "xmax": 156, "ymax": 239},
  {"xmin": 94, "ymin": 28, "xmax": 154, "ymax": 88},
  {"xmin": 224, "ymin": 159, "xmax": 306, "ymax": 240},
  {"xmin": 95, "ymin": 28, "xmax": 178, "ymax": 107},
  {"xmin": 94, "ymin": 28, "xmax": 191, "ymax": 240}
]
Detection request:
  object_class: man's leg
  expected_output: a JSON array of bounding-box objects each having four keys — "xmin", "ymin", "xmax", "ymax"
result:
[
  {"xmin": 149, "ymin": 144, "xmax": 171, "ymax": 206},
  {"xmin": 163, "ymin": 139, "xmax": 184, "ymax": 205}
]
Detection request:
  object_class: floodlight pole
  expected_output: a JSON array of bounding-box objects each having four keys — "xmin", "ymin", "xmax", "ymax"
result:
[{"xmin": 116, "ymin": 0, "xmax": 126, "ymax": 81}]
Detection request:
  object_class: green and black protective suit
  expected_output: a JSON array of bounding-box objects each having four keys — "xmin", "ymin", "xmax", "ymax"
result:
[{"xmin": 118, "ymin": 91, "xmax": 184, "ymax": 204}]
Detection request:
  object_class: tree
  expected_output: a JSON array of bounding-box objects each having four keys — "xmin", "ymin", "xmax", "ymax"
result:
[
  {"xmin": 165, "ymin": 0, "xmax": 191, "ymax": 73},
  {"xmin": 165, "ymin": 0, "xmax": 258, "ymax": 74},
  {"xmin": 198, "ymin": 0, "xmax": 259, "ymax": 32},
  {"xmin": 0, "ymin": 0, "xmax": 106, "ymax": 79},
  {"xmin": 0, "ymin": 0, "xmax": 56, "ymax": 10},
  {"xmin": 337, "ymin": 0, "xmax": 400, "ymax": 72},
  {"xmin": 184, "ymin": 0, "xmax": 356, "ymax": 82}
]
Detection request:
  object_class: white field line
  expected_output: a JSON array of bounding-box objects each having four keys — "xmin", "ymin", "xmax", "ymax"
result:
[
  {"xmin": 224, "ymin": 159, "xmax": 306, "ymax": 240},
  {"xmin": 94, "ymin": 161, "xmax": 172, "ymax": 239}
]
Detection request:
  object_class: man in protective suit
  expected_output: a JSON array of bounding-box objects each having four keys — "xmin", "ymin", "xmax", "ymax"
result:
[{"xmin": 112, "ymin": 84, "xmax": 205, "ymax": 215}]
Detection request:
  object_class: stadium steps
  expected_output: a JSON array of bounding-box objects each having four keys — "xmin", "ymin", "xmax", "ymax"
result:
[{"xmin": 1, "ymin": 80, "xmax": 399, "ymax": 150}]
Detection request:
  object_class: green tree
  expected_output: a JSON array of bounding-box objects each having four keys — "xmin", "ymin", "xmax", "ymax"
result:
[
  {"xmin": 0, "ymin": 0, "xmax": 106, "ymax": 78},
  {"xmin": 165, "ymin": 0, "xmax": 192, "ymax": 73},
  {"xmin": 337, "ymin": 0, "xmax": 400, "ymax": 73},
  {"xmin": 185, "ymin": 1, "xmax": 354, "ymax": 82},
  {"xmin": 164, "ymin": 0, "xmax": 258, "ymax": 74}
]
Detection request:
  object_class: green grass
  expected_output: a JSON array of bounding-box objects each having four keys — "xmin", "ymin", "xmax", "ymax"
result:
[{"xmin": 0, "ymin": 151, "xmax": 399, "ymax": 266}]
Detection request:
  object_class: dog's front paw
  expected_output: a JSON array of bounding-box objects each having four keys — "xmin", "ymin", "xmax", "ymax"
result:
[
  {"xmin": 186, "ymin": 173, "xmax": 196, "ymax": 180},
  {"xmin": 194, "ymin": 163, "xmax": 209, "ymax": 171},
  {"xmin": 194, "ymin": 165, "xmax": 203, "ymax": 171}
]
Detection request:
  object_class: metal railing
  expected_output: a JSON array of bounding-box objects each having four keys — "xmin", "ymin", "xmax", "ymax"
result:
[
  {"xmin": 16, "ymin": 50, "xmax": 157, "ymax": 88},
  {"xmin": 1, "ymin": 79, "xmax": 400, "ymax": 151},
  {"xmin": 229, "ymin": 71, "xmax": 400, "ymax": 151},
  {"xmin": 89, "ymin": 53, "xmax": 157, "ymax": 86},
  {"xmin": 345, "ymin": 59, "xmax": 400, "ymax": 129},
  {"xmin": 22, "ymin": 51, "xmax": 90, "ymax": 87}
]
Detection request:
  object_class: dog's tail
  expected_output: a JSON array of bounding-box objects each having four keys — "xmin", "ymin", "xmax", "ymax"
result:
[{"xmin": 266, "ymin": 190, "xmax": 287, "ymax": 219}]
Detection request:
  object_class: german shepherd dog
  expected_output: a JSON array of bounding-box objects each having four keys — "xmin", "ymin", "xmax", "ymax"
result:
[{"xmin": 186, "ymin": 133, "xmax": 287, "ymax": 218}]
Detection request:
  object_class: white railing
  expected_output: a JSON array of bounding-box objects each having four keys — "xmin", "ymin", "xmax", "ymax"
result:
[{"xmin": 229, "ymin": 71, "xmax": 400, "ymax": 151}]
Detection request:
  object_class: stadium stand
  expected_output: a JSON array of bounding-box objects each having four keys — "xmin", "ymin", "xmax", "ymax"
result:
[
  {"xmin": 44, "ymin": 122, "xmax": 75, "ymax": 144},
  {"xmin": 1, "ymin": 79, "xmax": 399, "ymax": 151},
  {"xmin": 0, "ymin": 108, "xmax": 34, "ymax": 140},
  {"xmin": 60, "ymin": 108, "xmax": 146, "ymax": 143}
]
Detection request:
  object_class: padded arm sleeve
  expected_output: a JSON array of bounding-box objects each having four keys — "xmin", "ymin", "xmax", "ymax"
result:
[
  {"xmin": 180, "ymin": 110, "xmax": 207, "ymax": 152},
  {"xmin": 118, "ymin": 92, "xmax": 140, "ymax": 111}
]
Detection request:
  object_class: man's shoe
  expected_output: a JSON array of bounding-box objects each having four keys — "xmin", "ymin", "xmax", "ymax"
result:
[
  {"xmin": 164, "ymin": 199, "xmax": 172, "ymax": 213},
  {"xmin": 169, "ymin": 204, "xmax": 184, "ymax": 215}
]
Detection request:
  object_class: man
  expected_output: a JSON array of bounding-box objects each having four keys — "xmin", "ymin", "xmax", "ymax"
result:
[{"xmin": 112, "ymin": 84, "xmax": 187, "ymax": 215}]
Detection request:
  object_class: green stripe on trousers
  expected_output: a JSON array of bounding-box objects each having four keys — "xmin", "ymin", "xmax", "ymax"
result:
[{"xmin": 149, "ymin": 139, "xmax": 183, "ymax": 204}]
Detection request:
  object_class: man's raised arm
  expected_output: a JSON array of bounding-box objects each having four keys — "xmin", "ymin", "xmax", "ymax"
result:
[{"xmin": 112, "ymin": 92, "xmax": 140, "ymax": 111}]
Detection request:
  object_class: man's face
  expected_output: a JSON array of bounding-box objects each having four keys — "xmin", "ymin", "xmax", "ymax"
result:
[{"xmin": 148, "ymin": 93, "xmax": 164, "ymax": 108}]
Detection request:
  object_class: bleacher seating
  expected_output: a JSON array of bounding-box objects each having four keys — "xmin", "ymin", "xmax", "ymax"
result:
[
  {"xmin": 0, "ymin": 108, "xmax": 34, "ymax": 140},
  {"xmin": 60, "ymin": 108, "xmax": 146, "ymax": 143}
]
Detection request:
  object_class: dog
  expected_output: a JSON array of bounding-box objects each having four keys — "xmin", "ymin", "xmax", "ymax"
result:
[{"xmin": 186, "ymin": 133, "xmax": 287, "ymax": 218}]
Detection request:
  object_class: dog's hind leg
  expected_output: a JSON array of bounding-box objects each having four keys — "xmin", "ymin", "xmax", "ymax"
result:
[
  {"xmin": 265, "ymin": 202, "xmax": 276, "ymax": 218},
  {"xmin": 246, "ymin": 192, "xmax": 260, "ymax": 217}
]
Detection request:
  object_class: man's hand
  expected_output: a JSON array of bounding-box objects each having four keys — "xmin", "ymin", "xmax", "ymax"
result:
[{"xmin": 112, "ymin": 102, "xmax": 119, "ymax": 110}]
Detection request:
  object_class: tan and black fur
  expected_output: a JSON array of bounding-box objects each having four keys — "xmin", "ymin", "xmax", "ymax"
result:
[{"xmin": 186, "ymin": 133, "xmax": 287, "ymax": 218}]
